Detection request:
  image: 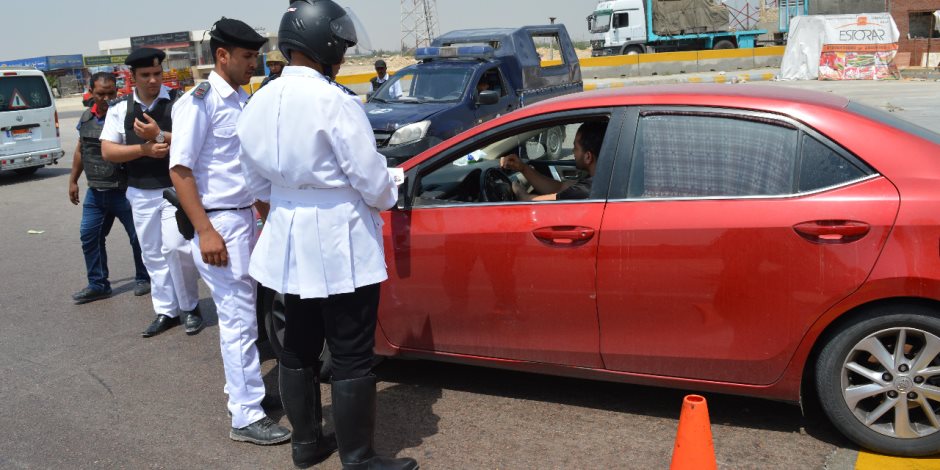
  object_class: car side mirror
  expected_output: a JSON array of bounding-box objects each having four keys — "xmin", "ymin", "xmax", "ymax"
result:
[{"xmin": 476, "ymin": 90, "xmax": 499, "ymax": 106}]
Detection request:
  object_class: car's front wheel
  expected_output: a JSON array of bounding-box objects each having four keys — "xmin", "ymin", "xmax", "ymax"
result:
[{"xmin": 816, "ymin": 305, "xmax": 940, "ymax": 456}]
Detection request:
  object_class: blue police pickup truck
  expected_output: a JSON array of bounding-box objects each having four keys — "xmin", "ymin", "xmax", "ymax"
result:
[{"xmin": 365, "ymin": 25, "xmax": 583, "ymax": 165}]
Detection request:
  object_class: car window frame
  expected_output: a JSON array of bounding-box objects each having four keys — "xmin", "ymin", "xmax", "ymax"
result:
[
  {"xmin": 607, "ymin": 106, "xmax": 878, "ymax": 201},
  {"xmin": 399, "ymin": 107, "xmax": 627, "ymax": 210}
]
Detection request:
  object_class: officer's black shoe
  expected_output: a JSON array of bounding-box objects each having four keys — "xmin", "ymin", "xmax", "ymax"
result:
[
  {"xmin": 72, "ymin": 287, "xmax": 112, "ymax": 305},
  {"xmin": 181, "ymin": 306, "xmax": 204, "ymax": 336},
  {"xmin": 133, "ymin": 281, "xmax": 151, "ymax": 296},
  {"xmin": 280, "ymin": 365, "xmax": 338, "ymax": 468},
  {"xmin": 229, "ymin": 416, "xmax": 292, "ymax": 445},
  {"xmin": 141, "ymin": 314, "xmax": 180, "ymax": 338},
  {"xmin": 332, "ymin": 375, "xmax": 419, "ymax": 470}
]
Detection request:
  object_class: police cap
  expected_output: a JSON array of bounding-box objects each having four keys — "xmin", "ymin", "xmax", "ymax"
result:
[
  {"xmin": 374, "ymin": 59, "xmax": 387, "ymax": 68},
  {"xmin": 209, "ymin": 17, "xmax": 267, "ymax": 50},
  {"xmin": 125, "ymin": 48, "xmax": 166, "ymax": 68}
]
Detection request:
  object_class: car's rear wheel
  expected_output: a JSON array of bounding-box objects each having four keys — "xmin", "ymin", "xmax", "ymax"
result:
[
  {"xmin": 13, "ymin": 166, "xmax": 39, "ymax": 176},
  {"xmin": 816, "ymin": 306, "xmax": 940, "ymax": 456}
]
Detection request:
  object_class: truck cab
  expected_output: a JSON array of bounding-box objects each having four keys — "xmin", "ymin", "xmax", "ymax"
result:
[{"xmin": 365, "ymin": 25, "xmax": 582, "ymax": 165}]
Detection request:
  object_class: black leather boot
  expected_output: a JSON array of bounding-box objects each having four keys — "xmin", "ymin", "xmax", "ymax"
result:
[
  {"xmin": 331, "ymin": 375, "xmax": 418, "ymax": 470},
  {"xmin": 279, "ymin": 365, "xmax": 338, "ymax": 468}
]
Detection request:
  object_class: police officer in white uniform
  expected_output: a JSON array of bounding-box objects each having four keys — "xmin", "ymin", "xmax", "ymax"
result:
[
  {"xmin": 101, "ymin": 48, "xmax": 203, "ymax": 338},
  {"xmin": 238, "ymin": 2, "xmax": 418, "ymax": 469},
  {"xmin": 168, "ymin": 18, "xmax": 292, "ymax": 446}
]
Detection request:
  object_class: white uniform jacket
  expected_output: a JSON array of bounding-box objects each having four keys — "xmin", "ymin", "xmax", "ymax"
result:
[
  {"xmin": 237, "ymin": 66, "xmax": 398, "ymax": 299},
  {"xmin": 169, "ymin": 71, "xmax": 253, "ymax": 210}
]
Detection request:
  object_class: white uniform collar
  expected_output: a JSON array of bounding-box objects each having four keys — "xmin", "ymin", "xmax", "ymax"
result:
[
  {"xmin": 208, "ymin": 71, "xmax": 248, "ymax": 101},
  {"xmin": 282, "ymin": 65, "xmax": 328, "ymax": 82},
  {"xmin": 133, "ymin": 85, "xmax": 172, "ymax": 109}
]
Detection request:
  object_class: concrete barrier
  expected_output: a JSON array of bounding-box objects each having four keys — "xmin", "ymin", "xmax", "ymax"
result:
[
  {"xmin": 638, "ymin": 51, "xmax": 699, "ymax": 76},
  {"xmin": 697, "ymin": 48, "xmax": 754, "ymax": 72}
]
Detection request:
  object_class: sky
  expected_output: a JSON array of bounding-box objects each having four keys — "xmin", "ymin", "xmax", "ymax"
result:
[{"xmin": 0, "ymin": 0, "xmax": 599, "ymax": 61}]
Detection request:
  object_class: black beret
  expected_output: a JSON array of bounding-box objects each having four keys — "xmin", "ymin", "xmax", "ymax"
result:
[
  {"xmin": 210, "ymin": 17, "xmax": 267, "ymax": 50},
  {"xmin": 374, "ymin": 59, "xmax": 387, "ymax": 68},
  {"xmin": 125, "ymin": 48, "xmax": 166, "ymax": 68}
]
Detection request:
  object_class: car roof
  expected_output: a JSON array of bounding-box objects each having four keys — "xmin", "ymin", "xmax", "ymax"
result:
[
  {"xmin": 530, "ymin": 84, "xmax": 851, "ymax": 113},
  {"xmin": 0, "ymin": 67, "xmax": 45, "ymax": 76}
]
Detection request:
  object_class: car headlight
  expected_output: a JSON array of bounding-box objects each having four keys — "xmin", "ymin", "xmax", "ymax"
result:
[{"xmin": 388, "ymin": 120, "xmax": 431, "ymax": 146}]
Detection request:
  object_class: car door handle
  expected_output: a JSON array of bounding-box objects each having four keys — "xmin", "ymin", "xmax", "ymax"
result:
[
  {"xmin": 532, "ymin": 226, "xmax": 595, "ymax": 246},
  {"xmin": 793, "ymin": 220, "xmax": 870, "ymax": 244}
]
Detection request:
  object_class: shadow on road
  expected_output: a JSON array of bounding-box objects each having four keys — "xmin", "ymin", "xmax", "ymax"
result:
[
  {"xmin": 372, "ymin": 358, "xmax": 854, "ymax": 451},
  {"xmin": 0, "ymin": 167, "xmax": 71, "ymax": 187}
]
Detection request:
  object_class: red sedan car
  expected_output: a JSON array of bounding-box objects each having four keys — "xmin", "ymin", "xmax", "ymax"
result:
[{"xmin": 260, "ymin": 84, "xmax": 940, "ymax": 457}]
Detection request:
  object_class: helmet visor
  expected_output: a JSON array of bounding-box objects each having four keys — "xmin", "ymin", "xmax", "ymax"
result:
[{"xmin": 331, "ymin": 12, "xmax": 358, "ymax": 47}]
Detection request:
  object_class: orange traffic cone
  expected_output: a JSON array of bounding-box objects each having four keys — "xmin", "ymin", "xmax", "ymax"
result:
[{"xmin": 670, "ymin": 394, "xmax": 718, "ymax": 470}]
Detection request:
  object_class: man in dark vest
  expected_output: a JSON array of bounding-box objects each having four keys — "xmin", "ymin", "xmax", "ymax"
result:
[
  {"xmin": 369, "ymin": 59, "xmax": 401, "ymax": 98},
  {"xmin": 100, "ymin": 48, "xmax": 203, "ymax": 338},
  {"xmin": 68, "ymin": 72, "xmax": 150, "ymax": 304}
]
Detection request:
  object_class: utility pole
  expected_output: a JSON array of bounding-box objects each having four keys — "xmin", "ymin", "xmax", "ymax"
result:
[
  {"xmin": 549, "ymin": 17, "xmax": 557, "ymax": 60},
  {"xmin": 401, "ymin": 0, "xmax": 440, "ymax": 55}
]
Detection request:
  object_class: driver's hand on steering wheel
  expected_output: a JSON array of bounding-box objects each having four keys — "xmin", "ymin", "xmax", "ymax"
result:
[{"xmin": 499, "ymin": 154, "xmax": 526, "ymax": 173}]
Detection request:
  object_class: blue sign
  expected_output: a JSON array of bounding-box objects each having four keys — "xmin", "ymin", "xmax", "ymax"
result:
[{"xmin": 0, "ymin": 54, "xmax": 84, "ymax": 71}]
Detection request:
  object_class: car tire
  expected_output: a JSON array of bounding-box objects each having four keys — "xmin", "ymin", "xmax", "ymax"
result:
[
  {"xmin": 815, "ymin": 305, "xmax": 940, "ymax": 456},
  {"xmin": 13, "ymin": 166, "xmax": 39, "ymax": 176},
  {"xmin": 713, "ymin": 39, "xmax": 736, "ymax": 50},
  {"xmin": 540, "ymin": 126, "xmax": 565, "ymax": 160},
  {"xmin": 258, "ymin": 286, "xmax": 333, "ymax": 382}
]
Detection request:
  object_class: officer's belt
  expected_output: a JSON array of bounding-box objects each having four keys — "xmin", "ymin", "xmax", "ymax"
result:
[
  {"xmin": 205, "ymin": 206, "xmax": 252, "ymax": 213},
  {"xmin": 271, "ymin": 186, "xmax": 361, "ymax": 205}
]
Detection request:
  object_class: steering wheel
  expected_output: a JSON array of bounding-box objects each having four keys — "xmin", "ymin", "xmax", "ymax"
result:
[{"xmin": 480, "ymin": 167, "xmax": 516, "ymax": 202}]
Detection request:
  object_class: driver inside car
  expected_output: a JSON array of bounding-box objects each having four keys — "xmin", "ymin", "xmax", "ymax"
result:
[{"xmin": 498, "ymin": 122, "xmax": 605, "ymax": 201}]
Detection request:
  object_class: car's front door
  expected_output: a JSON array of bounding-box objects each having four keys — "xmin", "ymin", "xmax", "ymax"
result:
[
  {"xmin": 596, "ymin": 109, "xmax": 900, "ymax": 385},
  {"xmin": 379, "ymin": 111, "xmax": 624, "ymax": 367}
]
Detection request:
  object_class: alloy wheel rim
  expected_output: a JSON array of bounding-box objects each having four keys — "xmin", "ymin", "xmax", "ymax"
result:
[{"xmin": 841, "ymin": 327, "xmax": 940, "ymax": 438}]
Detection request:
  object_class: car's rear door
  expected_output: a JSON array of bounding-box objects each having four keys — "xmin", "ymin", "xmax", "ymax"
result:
[
  {"xmin": 379, "ymin": 109, "xmax": 625, "ymax": 367},
  {"xmin": 596, "ymin": 108, "xmax": 900, "ymax": 385},
  {"xmin": 0, "ymin": 72, "xmax": 58, "ymax": 158}
]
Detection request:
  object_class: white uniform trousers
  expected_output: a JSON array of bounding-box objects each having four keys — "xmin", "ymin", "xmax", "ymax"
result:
[
  {"xmin": 192, "ymin": 209, "xmax": 265, "ymax": 428},
  {"xmin": 126, "ymin": 187, "xmax": 200, "ymax": 317}
]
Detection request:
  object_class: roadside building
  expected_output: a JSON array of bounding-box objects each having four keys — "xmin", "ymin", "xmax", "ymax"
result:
[
  {"xmin": 889, "ymin": 0, "xmax": 940, "ymax": 66},
  {"xmin": 0, "ymin": 55, "xmax": 86, "ymax": 96}
]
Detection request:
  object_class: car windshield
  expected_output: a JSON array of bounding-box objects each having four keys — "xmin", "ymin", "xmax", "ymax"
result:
[
  {"xmin": 373, "ymin": 66, "xmax": 473, "ymax": 104},
  {"xmin": 590, "ymin": 13, "xmax": 612, "ymax": 33},
  {"xmin": 0, "ymin": 76, "xmax": 52, "ymax": 112}
]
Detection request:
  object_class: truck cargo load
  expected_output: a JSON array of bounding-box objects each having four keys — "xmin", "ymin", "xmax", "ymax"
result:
[{"xmin": 651, "ymin": 0, "xmax": 729, "ymax": 36}]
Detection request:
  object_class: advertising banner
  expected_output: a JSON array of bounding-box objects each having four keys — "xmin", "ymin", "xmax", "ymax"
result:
[{"xmin": 781, "ymin": 13, "xmax": 900, "ymax": 80}]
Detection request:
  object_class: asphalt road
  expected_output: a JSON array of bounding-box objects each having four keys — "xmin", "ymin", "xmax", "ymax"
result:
[{"xmin": 1, "ymin": 78, "xmax": 938, "ymax": 469}]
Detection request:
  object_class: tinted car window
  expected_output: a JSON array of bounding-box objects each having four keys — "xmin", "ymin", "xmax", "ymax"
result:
[
  {"xmin": 798, "ymin": 136, "xmax": 868, "ymax": 192},
  {"xmin": 0, "ymin": 76, "xmax": 52, "ymax": 111},
  {"xmin": 630, "ymin": 114, "xmax": 798, "ymax": 198}
]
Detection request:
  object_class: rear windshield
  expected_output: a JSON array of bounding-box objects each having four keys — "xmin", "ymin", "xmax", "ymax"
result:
[
  {"xmin": 0, "ymin": 76, "xmax": 53, "ymax": 112},
  {"xmin": 846, "ymin": 101, "xmax": 940, "ymax": 146}
]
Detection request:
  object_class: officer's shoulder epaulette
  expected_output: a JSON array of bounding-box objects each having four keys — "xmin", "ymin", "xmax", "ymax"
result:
[
  {"xmin": 332, "ymin": 81, "xmax": 357, "ymax": 97},
  {"xmin": 107, "ymin": 94, "xmax": 131, "ymax": 107},
  {"xmin": 192, "ymin": 82, "xmax": 211, "ymax": 100}
]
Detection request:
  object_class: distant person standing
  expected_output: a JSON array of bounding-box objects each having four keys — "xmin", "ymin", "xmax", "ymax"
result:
[
  {"xmin": 260, "ymin": 50, "xmax": 287, "ymax": 88},
  {"xmin": 169, "ymin": 17, "xmax": 292, "ymax": 446},
  {"xmin": 239, "ymin": 1, "xmax": 417, "ymax": 469},
  {"xmin": 100, "ymin": 48, "xmax": 203, "ymax": 338},
  {"xmin": 369, "ymin": 59, "xmax": 401, "ymax": 98},
  {"xmin": 68, "ymin": 72, "xmax": 150, "ymax": 305}
]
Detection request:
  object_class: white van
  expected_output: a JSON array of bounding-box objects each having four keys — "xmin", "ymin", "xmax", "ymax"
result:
[{"xmin": 0, "ymin": 67, "xmax": 64, "ymax": 175}]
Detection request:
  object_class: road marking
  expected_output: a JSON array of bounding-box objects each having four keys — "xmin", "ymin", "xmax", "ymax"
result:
[{"xmin": 856, "ymin": 451, "xmax": 940, "ymax": 469}]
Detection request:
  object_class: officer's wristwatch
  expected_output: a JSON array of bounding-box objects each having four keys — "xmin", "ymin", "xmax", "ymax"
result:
[{"xmin": 154, "ymin": 130, "xmax": 166, "ymax": 144}]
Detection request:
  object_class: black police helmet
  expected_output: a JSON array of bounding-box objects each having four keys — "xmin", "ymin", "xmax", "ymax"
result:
[{"xmin": 279, "ymin": 0, "xmax": 357, "ymax": 76}]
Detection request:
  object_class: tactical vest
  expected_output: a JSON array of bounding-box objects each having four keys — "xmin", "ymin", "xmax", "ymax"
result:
[
  {"xmin": 370, "ymin": 76, "xmax": 381, "ymax": 91},
  {"xmin": 79, "ymin": 109, "xmax": 126, "ymax": 189},
  {"xmin": 122, "ymin": 92, "xmax": 177, "ymax": 189}
]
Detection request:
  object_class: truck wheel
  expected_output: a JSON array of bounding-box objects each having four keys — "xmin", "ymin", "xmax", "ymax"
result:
[
  {"xmin": 258, "ymin": 286, "xmax": 334, "ymax": 382},
  {"xmin": 622, "ymin": 45, "xmax": 643, "ymax": 55},
  {"xmin": 541, "ymin": 126, "xmax": 565, "ymax": 160},
  {"xmin": 713, "ymin": 40, "xmax": 736, "ymax": 50},
  {"xmin": 815, "ymin": 305, "xmax": 940, "ymax": 456},
  {"xmin": 13, "ymin": 167, "xmax": 40, "ymax": 176}
]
